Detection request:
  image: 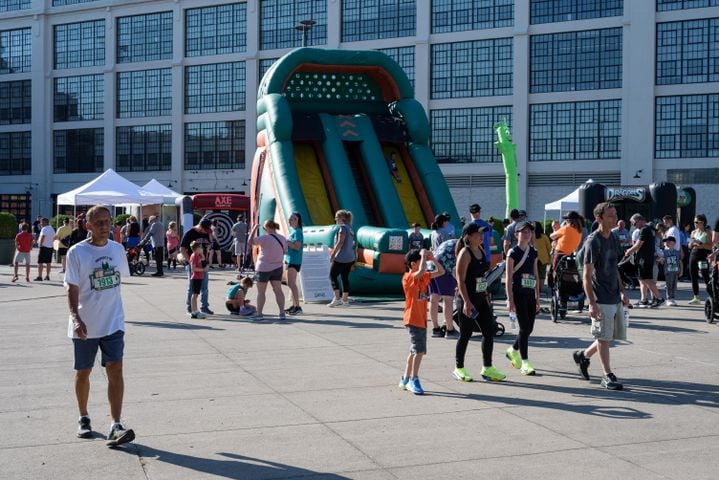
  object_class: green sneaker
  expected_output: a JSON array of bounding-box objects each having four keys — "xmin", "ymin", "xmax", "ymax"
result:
[
  {"xmin": 688, "ymin": 296, "xmax": 701, "ymax": 305},
  {"xmin": 520, "ymin": 360, "xmax": 536, "ymax": 376},
  {"xmin": 505, "ymin": 346, "xmax": 521, "ymax": 369},
  {"xmin": 452, "ymin": 367, "xmax": 473, "ymax": 382},
  {"xmin": 480, "ymin": 366, "xmax": 506, "ymax": 381}
]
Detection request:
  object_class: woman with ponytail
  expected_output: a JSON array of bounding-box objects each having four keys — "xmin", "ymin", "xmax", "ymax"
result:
[{"xmin": 248, "ymin": 219, "xmax": 288, "ymax": 321}]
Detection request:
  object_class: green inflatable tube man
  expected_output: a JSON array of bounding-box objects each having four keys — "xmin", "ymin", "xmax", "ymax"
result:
[{"xmin": 494, "ymin": 119, "xmax": 519, "ymax": 218}]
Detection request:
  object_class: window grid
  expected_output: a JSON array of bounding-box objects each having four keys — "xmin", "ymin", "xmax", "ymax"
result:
[
  {"xmin": 117, "ymin": 11, "xmax": 173, "ymax": 64},
  {"xmin": 53, "ymin": 128, "xmax": 104, "ymax": 174},
  {"xmin": 185, "ymin": 3, "xmax": 247, "ymax": 57},
  {"xmin": 54, "ymin": 75, "xmax": 104, "ymax": 122},
  {"xmin": 657, "ymin": 0, "xmax": 719, "ymax": 11},
  {"xmin": 657, "ymin": 18, "xmax": 719, "ymax": 85},
  {"xmin": 342, "ymin": 0, "xmax": 416, "ymax": 42},
  {"xmin": 53, "ymin": 0, "xmax": 99, "ymax": 5},
  {"xmin": 432, "ymin": 0, "xmax": 514, "ymax": 33},
  {"xmin": 1, "ymin": 0, "xmax": 30, "ymax": 12},
  {"xmin": 377, "ymin": 46, "xmax": 415, "ymax": 87},
  {"xmin": 0, "ymin": 28, "xmax": 32, "ymax": 74},
  {"xmin": 0, "ymin": 80, "xmax": 31, "ymax": 125},
  {"xmin": 431, "ymin": 38, "xmax": 512, "ymax": 99},
  {"xmin": 185, "ymin": 62, "xmax": 246, "ymax": 114},
  {"xmin": 117, "ymin": 69, "xmax": 172, "ymax": 119},
  {"xmin": 185, "ymin": 121, "xmax": 245, "ymax": 170},
  {"xmin": 116, "ymin": 125, "xmax": 172, "ymax": 172},
  {"xmin": 54, "ymin": 20, "xmax": 105, "ymax": 70},
  {"xmin": 530, "ymin": 28, "xmax": 622, "ymax": 93},
  {"xmin": 531, "ymin": 0, "xmax": 623, "ymax": 25},
  {"xmin": 259, "ymin": 58, "xmax": 279, "ymax": 83},
  {"xmin": 530, "ymin": 100, "xmax": 622, "ymax": 161},
  {"xmin": 655, "ymin": 94, "xmax": 719, "ymax": 159},
  {"xmin": 260, "ymin": 0, "xmax": 327, "ymax": 50},
  {"xmin": 0, "ymin": 131, "xmax": 31, "ymax": 175},
  {"xmin": 430, "ymin": 106, "xmax": 512, "ymax": 163}
]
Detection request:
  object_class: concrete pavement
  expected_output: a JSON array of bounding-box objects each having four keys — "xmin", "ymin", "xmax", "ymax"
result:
[{"xmin": 1, "ymin": 264, "xmax": 718, "ymax": 479}]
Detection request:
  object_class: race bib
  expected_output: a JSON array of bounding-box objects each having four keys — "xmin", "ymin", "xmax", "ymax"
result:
[
  {"xmin": 475, "ymin": 279, "xmax": 488, "ymax": 293},
  {"xmin": 698, "ymin": 261, "xmax": 709, "ymax": 270},
  {"xmin": 89, "ymin": 265, "xmax": 121, "ymax": 291},
  {"xmin": 666, "ymin": 263, "xmax": 679, "ymax": 272},
  {"xmin": 521, "ymin": 274, "xmax": 536, "ymax": 289}
]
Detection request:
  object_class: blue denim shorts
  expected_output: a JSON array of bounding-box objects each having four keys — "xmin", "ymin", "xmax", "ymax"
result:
[
  {"xmin": 407, "ymin": 325, "xmax": 427, "ymax": 354},
  {"xmin": 73, "ymin": 330, "xmax": 124, "ymax": 370}
]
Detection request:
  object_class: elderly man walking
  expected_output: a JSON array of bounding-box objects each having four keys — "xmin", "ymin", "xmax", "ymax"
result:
[{"xmin": 141, "ymin": 215, "xmax": 166, "ymax": 277}]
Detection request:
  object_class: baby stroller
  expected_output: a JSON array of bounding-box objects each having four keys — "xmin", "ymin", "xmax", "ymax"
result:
[
  {"xmin": 452, "ymin": 261, "xmax": 507, "ymax": 337},
  {"xmin": 618, "ymin": 255, "xmax": 639, "ymax": 290},
  {"xmin": 549, "ymin": 254, "xmax": 584, "ymax": 322},
  {"xmin": 705, "ymin": 260, "xmax": 718, "ymax": 324},
  {"xmin": 126, "ymin": 247, "xmax": 146, "ymax": 276}
]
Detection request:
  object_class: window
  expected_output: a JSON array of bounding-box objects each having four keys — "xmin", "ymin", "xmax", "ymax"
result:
[
  {"xmin": 185, "ymin": 62, "xmax": 246, "ymax": 114},
  {"xmin": 529, "ymin": 100, "xmax": 622, "ymax": 161},
  {"xmin": 531, "ymin": 0, "xmax": 622, "ymax": 24},
  {"xmin": 54, "ymin": 20, "xmax": 105, "ymax": 70},
  {"xmin": 117, "ymin": 11, "xmax": 173, "ymax": 63},
  {"xmin": 54, "ymin": 75, "xmax": 104, "ymax": 122},
  {"xmin": 530, "ymin": 28, "xmax": 622, "ymax": 93},
  {"xmin": 377, "ymin": 46, "xmax": 415, "ymax": 87},
  {"xmin": 53, "ymin": 0, "xmax": 99, "ymax": 5},
  {"xmin": 430, "ymin": 106, "xmax": 512, "ymax": 163},
  {"xmin": 186, "ymin": 3, "xmax": 247, "ymax": 57},
  {"xmin": 117, "ymin": 69, "xmax": 172, "ymax": 118},
  {"xmin": 342, "ymin": 0, "xmax": 415, "ymax": 42},
  {"xmin": 185, "ymin": 121, "xmax": 245, "ymax": 170},
  {"xmin": 259, "ymin": 58, "xmax": 279, "ymax": 82},
  {"xmin": 116, "ymin": 125, "xmax": 171, "ymax": 172},
  {"xmin": 0, "ymin": 131, "xmax": 31, "ymax": 175},
  {"xmin": 1, "ymin": 0, "xmax": 30, "ymax": 12},
  {"xmin": 432, "ymin": 0, "xmax": 513, "ymax": 33},
  {"xmin": 431, "ymin": 38, "xmax": 512, "ymax": 99},
  {"xmin": 260, "ymin": 0, "xmax": 327, "ymax": 50},
  {"xmin": 0, "ymin": 194, "xmax": 31, "ymax": 223},
  {"xmin": 657, "ymin": 18, "xmax": 719, "ymax": 85},
  {"xmin": 656, "ymin": 94, "xmax": 719, "ymax": 158},
  {"xmin": 657, "ymin": 0, "xmax": 719, "ymax": 11},
  {"xmin": 0, "ymin": 28, "xmax": 32, "ymax": 74},
  {"xmin": 53, "ymin": 128, "xmax": 104, "ymax": 173},
  {"xmin": 0, "ymin": 80, "xmax": 31, "ymax": 125}
]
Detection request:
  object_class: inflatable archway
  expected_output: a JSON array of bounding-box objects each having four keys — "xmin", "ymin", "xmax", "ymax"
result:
[{"xmin": 252, "ymin": 48, "xmax": 460, "ymax": 293}]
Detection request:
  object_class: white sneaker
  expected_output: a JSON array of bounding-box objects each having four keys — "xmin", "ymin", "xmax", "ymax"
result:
[
  {"xmin": 327, "ymin": 298, "xmax": 343, "ymax": 307},
  {"xmin": 666, "ymin": 299, "xmax": 677, "ymax": 306},
  {"xmin": 339, "ymin": 300, "xmax": 351, "ymax": 307}
]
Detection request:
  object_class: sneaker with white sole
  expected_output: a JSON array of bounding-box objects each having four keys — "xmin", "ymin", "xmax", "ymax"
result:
[
  {"xmin": 77, "ymin": 416, "xmax": 92, "ymax": 439},
  {"xmin": 327, "ymin": 298, "xmax": 343, "ymax": 307},
  {"xmin": 106, "ymin": 424, "xmax": 135, "ymax": 447},
  {"xmin": 398, "ymin": 376, "xmax": 408, "ymax": 390},
  {"xmin": 666, "ymin": 299, "xmax": 677, "ymax": 306}
]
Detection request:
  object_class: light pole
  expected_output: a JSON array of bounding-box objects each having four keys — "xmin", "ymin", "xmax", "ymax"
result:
[{"xmin": 294, "ymin": 19, "xmax": 316, "ymax": 47}]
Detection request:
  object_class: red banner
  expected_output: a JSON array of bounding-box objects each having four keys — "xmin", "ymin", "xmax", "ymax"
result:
[{"xmin": 192, "ymin": 194, "xmax": 250, "ymax": 211}]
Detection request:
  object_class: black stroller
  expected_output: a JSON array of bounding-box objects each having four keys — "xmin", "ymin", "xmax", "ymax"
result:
[
  {"xmin": 705, "ymin": 260, "xmax": 718, "ymax": 324},
  {"xmin": 618, "ymin": 255, "xmax": 639, "ymax": 290},
  {"xmin": 452, "ymin": 261, "xmax": 507, "ymax": 337},
  {"xmin": 549, "ymin": 254, "xmax": 584, "ymax": 322}
]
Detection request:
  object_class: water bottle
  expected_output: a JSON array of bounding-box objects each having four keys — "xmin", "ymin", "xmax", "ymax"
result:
[
  {"xmin": 509, "ymin": 312, "xmax": 519, "ymax": 334},
  {"xmin": 623, "ymin": 308, "xmax": 630, "ymax": 329}
]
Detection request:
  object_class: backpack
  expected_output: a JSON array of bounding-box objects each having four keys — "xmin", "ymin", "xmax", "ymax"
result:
[{"xmin": 575, "ymin": 232, "xmax": 596, "ymax": 279}]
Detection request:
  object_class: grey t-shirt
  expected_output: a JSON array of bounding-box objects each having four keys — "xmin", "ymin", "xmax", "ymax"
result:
[
  {"xmin": 583, "ymin": 231, "xmax": 621, "ymax": 305},
  {"xmin": 334, "ymin": 224, "xmax": 356, "ymax": 263},
  {"xmin": 502, "ymin": 221, "xmax": 518, "ymax": 250},
  {"xmin": 232, "ymin": 221, "xmax": 247, "ymax": 243},
  {"xmin": 144, "ymin": 221, "xmax": 165, "ymax": 248}
]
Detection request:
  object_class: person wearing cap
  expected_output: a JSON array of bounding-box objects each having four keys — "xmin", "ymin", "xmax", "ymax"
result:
[
  {"xmin": 469, "ymin": 204, "xmax": 492, "ymax": 256},
  {"xmin": 505, "ymin": 219, "xmax": 540, "ymax": 375},
  {"xmin": 180, "ymin": 218, "xmax": 214, "ymax": 315},
  {"xmin": 623, "ymin": 213, "xmax": 663, "ymax": 308},
  {"xmin": 660, "ymin": 235, "xmax": 681, "ymax": 306},
  {"xmin": 502, "ymin": 209, "xmax": 523, "ymax": 256},
  {"xmin": 408, "ymin": 222, "xmax": 424, "ymax": 250},
  {"xmin": 550, "ymin": 211, "xmax": 583, "ymax": 258},
  {"xmin": 453, "ymin": 222, "xmax": 505, "ymax": 382}
]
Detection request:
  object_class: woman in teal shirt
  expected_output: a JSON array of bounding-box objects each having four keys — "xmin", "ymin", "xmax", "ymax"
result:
[{"xmin": 284, "ymin": 212, "xmax": 304, "ymax": 315}]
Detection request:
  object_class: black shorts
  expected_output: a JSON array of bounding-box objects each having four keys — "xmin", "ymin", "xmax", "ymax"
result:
[
  {"xmin": 38, "ymin": 246, "xmax": 53, "ymax": 264},
  {"xmin": 286, "ymin": 263, "xmax": 301, "ymax": 273},
  {"xmin": 57, "ymin": 248, "xmax": 68, "ymax": 258},
  {"xmin": 257, "ymin": 266, "xmax": 283, "ymax": 282},
  {"xmin": 191, "ymin": 278, "xmax": 203, "ymax": 294},
  {"xmin": 637, "ymin": 257, "xmax": 655, "ymax": 280},
  {"xmin": 211, "ymin": 242, "xmax": 220, "ymax": 251}
]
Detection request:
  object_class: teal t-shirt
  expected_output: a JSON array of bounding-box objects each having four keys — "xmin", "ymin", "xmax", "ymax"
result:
[
  {"xmin": 227, "ymin": 284, "xmax": 245, "ymax": 298},
  {"xmin": 284, "ymin": 227, "xmax": 304, "ymax": 265}
]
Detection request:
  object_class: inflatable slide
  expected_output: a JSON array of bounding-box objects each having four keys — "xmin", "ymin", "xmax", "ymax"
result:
[{"xmin": 252, "ymin": 48, "xmax": 459, "ymax": 293}]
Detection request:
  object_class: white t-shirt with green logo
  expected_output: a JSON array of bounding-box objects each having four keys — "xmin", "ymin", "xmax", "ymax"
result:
[{"xmin": 64, "ymin": 240, "xmax": 131, "ymax": 339}]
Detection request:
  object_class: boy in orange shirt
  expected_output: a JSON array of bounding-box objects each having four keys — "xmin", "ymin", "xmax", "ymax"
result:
[{"xmin": 400, "ymin": 248, "xmax": 445, "ymax": 395}]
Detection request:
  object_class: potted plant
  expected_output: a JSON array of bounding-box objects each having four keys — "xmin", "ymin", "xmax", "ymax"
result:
[{"xmin": 0, "ymin": 212, "xmax": 18, "ymax": 265}]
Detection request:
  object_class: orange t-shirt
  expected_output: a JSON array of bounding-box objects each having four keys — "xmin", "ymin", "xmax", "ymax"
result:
[
  {"xmin": 554, "ymin": 225, "xmax": 582, "ymax": 254},
  {"xmin": 402, "ymin": 271, "xmax": 431, "ymax": 328}
]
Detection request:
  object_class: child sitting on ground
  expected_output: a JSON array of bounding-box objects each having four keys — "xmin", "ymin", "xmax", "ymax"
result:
[
  {"xmin": 225, "ymin": 276, "xmax": 257, "ymax": 316},
  {"xmin": 399, "ymin": 248, "xmax": 445, "ymax": 395}
]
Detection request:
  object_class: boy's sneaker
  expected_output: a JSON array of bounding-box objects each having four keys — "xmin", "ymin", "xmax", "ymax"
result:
[
  {"xmin": 520, "ymin": 360, "xmax": 536, "ymax": 376},
  {"xmin": 398, "ymin": 376, "xmax": 408, "ymax": 390},
  {"xmin": 600, "ymin": 372, "xmax": 623, "ymax": 390},
  {"xmin": 77, "ymin": 416, "xmax": 92, "ymax": 439},
  {"xmin": 505, "ymin": 346, "xmax": 521, "ymax": 369},
  {"xmin": 444, "ymin": 328, "xmax": 459, "ymax": 338},
  {"xmin": 106, "ymin": 424, "xmax": 135, "ymax": 447},
  {"xmin": 480, "ymin": 366, "xmax": 506, "ymax": 381},
  {"xmin": 431, "ymin": 327, "xmax": 444, "ymax": 338},
  {"xmin": 573, "ymin": 350, "xmax": 590, "ymax": 380},
  {"xmin": 635, "ymin": 300, "xmax": 649, "ymax": 308},
  {"xmin": 327, "ymin": 298, "xmax": 343, "ymax": 307},
  {"xmin": 688, "ymin": 296, "xmax": 701, "ymax": 305},
  {"xmin": 650, "ymin": 298, "xmax": 665, "ymax": 308},
  {"xmin": 407, "ymin": 377, "xmax": 424, "ymax": 395},
  {"xmin": 452, "ymin": 367, "xmax": 473, "ymax": 382}
]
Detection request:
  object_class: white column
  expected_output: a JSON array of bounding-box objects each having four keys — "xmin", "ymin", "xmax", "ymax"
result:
[
  {"xmin": 104, "ymin": 9, "xmax": 116, "ymax": 171},
  {"xmin": 513, "ymin": 0, "xmax": 530, "ymax": 209},
  {"xmin": 31, "ymin": 14, "xmax": 50, "ymax": 216},
  {"xmin": 414, "ymin": 0, "xmax": 431, "ymax": 110},
  {"xmin": 326, "ymin": 0, "xmax": 341, "ymax": 48},
  {"xmin": 171, "ymin": 4, "xmax": 184, "ymax": 190}
]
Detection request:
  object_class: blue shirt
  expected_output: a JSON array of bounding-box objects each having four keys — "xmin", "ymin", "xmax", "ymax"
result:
[
  {"xmin": 284, "ymin": 227, "xmax": 304, "ymax": 265},
  {"xmin": 473, "ymin": 218, "xmax": 492, "ymax": 255}
]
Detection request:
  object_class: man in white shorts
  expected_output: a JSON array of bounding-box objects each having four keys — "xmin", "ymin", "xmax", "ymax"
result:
[{"xmin": 231, "ymin": 214, "xmax": 247, "ymax": 271}]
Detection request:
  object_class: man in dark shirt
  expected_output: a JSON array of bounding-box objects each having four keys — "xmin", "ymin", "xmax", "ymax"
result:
[
  {"xmin": 623, "ymin": 214, "xmax": 663, "ymax": 308},
  {"xmin": 180, "ymin": 218, "xmax": 213, "ymax": 315},
  {"xmin": 573, "ymin": 202, "xmax": 629, "ymax": 390}
]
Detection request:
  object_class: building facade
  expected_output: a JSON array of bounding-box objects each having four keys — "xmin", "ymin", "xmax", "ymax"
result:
[{"xmin": 1, "ymin": 0, "xmax": 717, "ymax": 223}]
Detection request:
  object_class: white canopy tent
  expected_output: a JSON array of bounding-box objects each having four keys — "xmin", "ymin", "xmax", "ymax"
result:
[
  {"xmin": 544, "ymin": 188, "xmax": 580, "ymax": 213},
  {"xmin": 57, "ymin": 169, "xmax": 163, "ymax": 206},
  {"xmin": 141, "ymin": 179, "xmax": 182, "ymax": 205}
]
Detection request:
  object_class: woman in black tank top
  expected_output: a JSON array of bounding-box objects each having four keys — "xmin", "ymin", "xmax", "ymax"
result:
[{"xmin": 452, "ymin": 223, "xmax": 506, "ymax": 382}]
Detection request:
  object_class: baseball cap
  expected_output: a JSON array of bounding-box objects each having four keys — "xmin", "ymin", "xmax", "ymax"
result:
[
  {"xmin": 515, "ymin": 219, "xmax": 535, "ymax": 232},
  {"xmin": 664, "ymin": 236, "xmax": 676, "ymax": 243},
  {"xmin": 509, "ymin": 209, "xmax": 520, "ymax": 220},
  {"xmin": 469, "ymin": 204, "xmax": 481, "ymax": 214},
  {"xmin": 518, "ymin": 210, "xmax": 527, "ymax": 217},
  {"xmin": 461, "ymin": 222, "xmax": 487, "ymax": 237}
]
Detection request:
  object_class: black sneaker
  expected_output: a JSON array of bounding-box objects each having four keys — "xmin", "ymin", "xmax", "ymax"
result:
[
  {"xmin": 650, "ymin": 298, "xmax": 665, "ymax": 308},
  {"xmin": 635, "ymin": 300, "xmax": 649, "ymax": 309},
  {"xmin": 290, "ymin": 306, "xmax": 302, "ymax": 315},
  {"xmin": 445, "ymin": 328, "xmax": 459, "ymax": 338},
  {"xmin": 431, "ymin": 327, "xmax": 444, "ymax": 338},
  {"xmin": 200, "ymin": 307, "xmax": 214, "ymax": 315},
  {"xmin": 601, "ymin": 372, "xmax": 623, "ymax": 390},
  {"xmin": 77, "ymin": 416, "xmax": 92, "ymax": 439},
  {"xmin": 106, "ymin": 424, "xmax": 135, "ymax": 447},
  {"xmin": 573, "ymin": 350, "xmax": 590, "ymax": 380}
]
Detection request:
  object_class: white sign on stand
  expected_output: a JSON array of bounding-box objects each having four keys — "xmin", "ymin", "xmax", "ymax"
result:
[{"xmin": 298, "ymin": 245, "xmax": 334, "ymax": 303}]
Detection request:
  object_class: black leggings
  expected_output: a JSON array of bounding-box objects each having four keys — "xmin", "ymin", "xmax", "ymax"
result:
[
  {"xmin": 330, "ymin": 261, "xmax": 353, "ymax": 293},
  {"xmin": 512, "ymin": 291, "xmax": 536, "ymax": 360},
  {"xmin": 456, "ymin": 297, "xmax": 494, "ymax": 368},
  {"xmin": 690, "ymin": 250, "xmax": 710, "ymax": 296}
]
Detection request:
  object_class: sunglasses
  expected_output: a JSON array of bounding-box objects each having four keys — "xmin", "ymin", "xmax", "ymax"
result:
[{"xmin": 694, "ymin": 220, "xmax": 703, "ymax": 224}]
